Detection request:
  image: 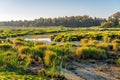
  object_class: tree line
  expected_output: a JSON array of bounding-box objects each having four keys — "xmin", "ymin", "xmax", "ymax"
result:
[{"xmin": 0, "ymin": 12, "xmax": 119, "ymax": 27}]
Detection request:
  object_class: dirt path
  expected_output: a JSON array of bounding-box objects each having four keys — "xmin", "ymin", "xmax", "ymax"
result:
[
  {"xmin": 63, "ymin": 61, "xmax": 118, "ymax": 80},
  {"xmin": 62, "ymin": 69, "xmax": 84, "ymax": 80}
]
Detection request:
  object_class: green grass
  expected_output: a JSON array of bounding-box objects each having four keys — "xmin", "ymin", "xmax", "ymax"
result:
[{"xmin": 0, "ymin": 72, "xmax": 46, "ymax": 80}]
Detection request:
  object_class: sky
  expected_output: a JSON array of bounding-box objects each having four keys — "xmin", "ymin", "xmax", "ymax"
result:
[{"xmin": 0, "ymin": 0, "xmax": 120, "ymax": 21}]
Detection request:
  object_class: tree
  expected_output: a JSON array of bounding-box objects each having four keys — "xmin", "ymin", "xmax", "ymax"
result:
[
  {"xmin": 113, "ymin": 12, "xmax": 120, "ymax": 19},
  {"xmin": 0, "ymin": 15, "xmax": 106, "ymax": 27},
  {"xmin": 101, "ymin": 21, "xmax": 114, "ymax": 28},
  {"xmin": 112, "ymin": 12, "xmax": 120, "ymax": 26}
]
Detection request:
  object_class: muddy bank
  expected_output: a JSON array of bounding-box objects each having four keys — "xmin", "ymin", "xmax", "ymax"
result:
[{"xmin": 63, "ymin": 60, "xmax": 120, "ymax": 80}]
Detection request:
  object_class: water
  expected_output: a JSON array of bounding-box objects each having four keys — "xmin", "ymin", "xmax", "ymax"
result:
[
  {"xmin": 25, "ymin": 38, "xmax": 51, "ymax": 42},
  {"xmin": 0, "ymin": 38, "xmax": 51, "ymax": 43}
]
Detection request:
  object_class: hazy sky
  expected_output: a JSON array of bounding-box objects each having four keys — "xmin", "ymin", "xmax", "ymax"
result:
[{"xmin": 0, "ymin": 0, "xmax": 120, "ymax": 21}]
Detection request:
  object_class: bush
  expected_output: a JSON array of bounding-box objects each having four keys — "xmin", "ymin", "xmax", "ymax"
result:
[
  {"xmin": 44, "ymin": 50, "xmax": 57, "ymax": 66},
  {"xmin": 76, "ymin": 47, "xmax": 107, "ymax": 59},
  {"xmin": 101, "ymin": 21, "xmax": 114, "ymax": 27}
]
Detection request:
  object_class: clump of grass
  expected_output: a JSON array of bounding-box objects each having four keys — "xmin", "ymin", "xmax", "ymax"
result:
[
  {"xmin": 108, "ymin": 44, "xmax": 113, "ymax": 50},
  {"xmin": 50, "ymin": 42, "xmax": 56, "ymax": 46},
  {"xmin": 113, "ymin": 43, "xmax": 119, "ymax": 51},
  {"xmin": 5, "ymin": 38, "xmax": 12, "ymax": 44},
  {"xmin": 103, "ymin": 36, "xmax": 111, "ymax": 42},
  {"xmin": 0, "ymin": 51, "xmax": 20, "ymax": 72},
  {"xmin": 3, "ymin": 51, "xmax": 18, "ymax": 68},
  {"xmin": 112, "ymin": 39, "xmax": 120, "ymax": 43},
  {"xmin": 96, "ymin": 42, "xmax": 109, "ymax": 50},
  {"xmin": 76, "ymin": 47, "xmax": 107, "ymax": 59},
  {"xmin": 81, "ymin": 39, "xmax": 98, "ymax": 47},
  {"xmin": 30, "ymin": 46, "xmax": 45, "ymax": 63},
  {"xmin": 84, "ymin": 40, "xmax": 98, "ymax": 47},
  {"xmin": 116, "ymin": 58, "xmax": 120, "ymax": 66},
  {"xmin": 89, "ymin": 40, "xmax": 98, "ymax": 45},
  {"xmin": 13, "ymin": 38, "xmax": 27, "ymax": 48},
  {"xmin": 0, "ymin": 40, "xmax": 2, "ymax": 44},
  {"xmin": 44, "ymin": 50, "xmax": 57, "ymax": 66},
  {"xmin": 32, "ymin": 45, "xmax": 48, "ymax": 58},
  {"xmin": 34, "ymin": 40, "xmax": 46, "ymax": 46},
  {"xmin": 112, "ymin": 39, "xmax": 120, "ymax": 52},
  {"xmin": 0, "ymin": 43, "xmax": 13, "ymax": 51},
  {"xmin": 18, "ymin": 46, "xmax": 30, "ymax": 54},
  {"xmin": 80, "ymin": 39, "xmax": 89, "ymax": 44},
  {"xmin": 0, "ymin": 72, "xmax": 44, "ymax": 80}
]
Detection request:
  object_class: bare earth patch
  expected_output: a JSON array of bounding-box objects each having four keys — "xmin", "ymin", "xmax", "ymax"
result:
[{"xmin": 63, "ymin": 60, "xmax": 120, "ymax": 80}]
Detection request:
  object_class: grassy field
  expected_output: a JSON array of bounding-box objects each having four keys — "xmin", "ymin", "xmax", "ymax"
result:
[{"xmin": 0, "ymin": 26, "xmax": 120, "ymax": 79}]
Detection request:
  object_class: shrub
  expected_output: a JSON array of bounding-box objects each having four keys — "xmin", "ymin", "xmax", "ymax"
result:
[
  {"xmin": 44, "ymin": 50, "xmax": 57, "ymax": 66},
  {"xmin": 76, "ymin": 47, "xmax": 107, "ymax": 59},
  {"xmin": 101, "ymin": 21, "xmax": 114, "ymax": 28}
]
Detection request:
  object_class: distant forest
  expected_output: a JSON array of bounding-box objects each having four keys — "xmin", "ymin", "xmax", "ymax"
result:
[{"xmin": 0, "ymin": 12, "xmax": 120, "ymax": 27}]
